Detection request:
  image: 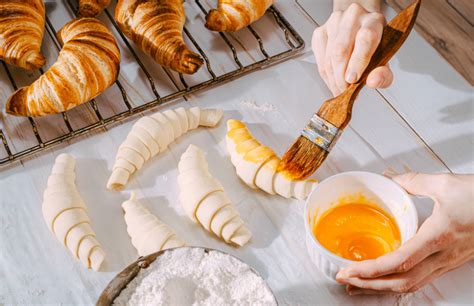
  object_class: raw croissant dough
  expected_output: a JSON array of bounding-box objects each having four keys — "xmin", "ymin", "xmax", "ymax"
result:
[
  {"xmin": 42, "ymin": 154, "xmax": 105, "ymax": 271},
  {"xmin": 226, "ymin": 120, "xmax": 316, "ymax": 200},
  {"xmin": 122, "ymin": 193, "xmax": 185, "ymax": 256},
  {"xmin": 178, "ymin": 144, "xmax": 251, "ymax": 247},
  {"xmin": 107, "ymin": 106, "xmax": 223, "ymax": 191}
]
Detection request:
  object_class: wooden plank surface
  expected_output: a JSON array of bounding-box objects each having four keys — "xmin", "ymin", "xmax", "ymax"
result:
[
  {"xmin": 447, "ymin": 0, "xmax": 474, "ymax": 24},
  {"xmin": 1, "ymin": 0, "xmax": 473, "ymax": 305},
  {"xmin": 387, "ymin": 0, "xmax": 474, "ymax": 85},
  {"xmin": 297, "ymin": 0, "xmax": 474, "ymax": 175}
]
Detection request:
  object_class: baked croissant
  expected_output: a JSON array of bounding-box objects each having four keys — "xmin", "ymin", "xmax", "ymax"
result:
[
  {"xmin": 0, "ymin": 0, "xmax": 46, "ymax": 70},
  {"xmin": 42, "ymin": 154, "xmax": 106, "ymax": 271},
  {"xmin": 205, "ymin": 0, "xmax": 273, "ymax": 32},
  {"xmin": 115, "ymin": 0, "xmax": 204, "ymax": 74},
  {"xmin": 78, "ymin": 0, "xmax": 111, "ymax": 17},
  {"xmin": 122, "ymin": 193, "xmax": 186, "ymax": 256},
  {"xmin": 5, "ymin": 18, "xmax": 120, "ymax": 117},
  {"xmin": 178, "ymin": 145, "xmax": 252, "ymax": 247},
  {"xmin": 226, "ymin": 120, "xmax": 317, "ymax": 200},
  {"xmin": 107, "ymin": 106, "xmax": 223, "ymax": 191}
]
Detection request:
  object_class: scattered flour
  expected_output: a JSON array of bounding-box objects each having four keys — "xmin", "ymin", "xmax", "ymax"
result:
[
  {"xmin": 241, "ymin": 100, "xmax": 276, "ymax": 113},
  {"xmin": 114, "ymin": 248, "xmax": 276, "ymax": 306}
]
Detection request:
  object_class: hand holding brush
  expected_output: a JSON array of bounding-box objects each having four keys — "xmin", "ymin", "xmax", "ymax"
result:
[{"xmin": 278, "ymin": 0, "xmax": 421, "ymax": 180}]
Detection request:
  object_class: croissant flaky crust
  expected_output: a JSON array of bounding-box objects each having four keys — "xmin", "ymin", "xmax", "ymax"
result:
[
  {"xmin": 178, "ymin": 145, "xmax": 252, "ymax": 247},
  {"xmin": 78, "ymin": 0, "xmax": 111, "ymax": 17},
  {"xmin": 205, "ymin": 0, "xmax": 273, "ymax": 32},
  {"xmin": 42, "ymin": 154, "xmax": 105, "ymax": 271},
  {"xmin": 226, "ymin": 120, "xmax": 317, "ymax": 200},
  {"xmin": 0, "ymin": 0, "xmax": 46, "ymax": 70},
  {"xmin": 5, "ymin": 18, "xmax": 120, "ymax": 117},
  {"xmin": 115, "ymin": 0, "xmax": 204, "ymax": 74}
]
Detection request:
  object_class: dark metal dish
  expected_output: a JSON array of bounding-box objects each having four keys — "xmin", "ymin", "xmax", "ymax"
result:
[{"xmin": 96, "ymin": 246, "xmax": 277, "ymax": 306}]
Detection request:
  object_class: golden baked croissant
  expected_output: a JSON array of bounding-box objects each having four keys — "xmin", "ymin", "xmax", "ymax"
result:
[
  {"xmin": 5, "ymin": 18, "xmax": 120, "ymax": 117},
  {"xmin": 205, "ymin": 0, "xmax": 273, "ymax": 32},
  {"xmin": 78, "ymin": 0, "xmax": 111, "ymax": 17},
  {"xmin": 115, "ymin": 0, "xmax": 203, "ymax": 74},
  {"xmin": 0, "ymin": 0, "xmax": 46, "ymax": 70}
]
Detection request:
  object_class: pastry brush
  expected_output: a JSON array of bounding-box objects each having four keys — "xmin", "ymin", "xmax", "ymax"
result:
[{"xmin": 278, "ymin": 0, "xmax": 421, "ymax": 180}]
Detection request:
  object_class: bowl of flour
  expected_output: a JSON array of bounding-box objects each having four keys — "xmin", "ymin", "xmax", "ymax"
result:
[{"xmin": 97, "ymin": 247, "xmax": 277, "ymax": 305}]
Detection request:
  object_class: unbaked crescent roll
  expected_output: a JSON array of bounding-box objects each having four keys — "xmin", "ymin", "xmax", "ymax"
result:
[
  {"xmin": 205, "ymin": 0, "xmax": 273, "ymax": 32},
  {"xmin": 122, "ymin": 192, "xmax": 185, "ymax": 256},
  {"xmin": 107, "ymin": 106, "xmax": 223, "ymax": 191},
  {"xmin": 0, "ymin": 0, "xmax": 46, "ymax": 70},
  {"xmin": 78, "ymin": 0, "xmax": 111, "ymax": 17},
  {"xmin": 226, "ymin": 119, "xmax": 317, "ymax": 200},
  {"xmin": 178, "ymin": 144, "xmax": 252, "ymax": 247},
  {"xmin": 42, "ymin": 154, "xmax": 105, "ymax": 271},
  {"xmin": 5, "ymin": 18, "xmax": 120, "ymax": 117},
  {"xmin": 115, "ymin": 0, "xmax": 204, "ymax": 74}
]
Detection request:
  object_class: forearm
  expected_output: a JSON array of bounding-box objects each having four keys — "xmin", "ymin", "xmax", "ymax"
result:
[{"xmin": 334, "ymin": 0, "xmax": 382, "ymax": 12}]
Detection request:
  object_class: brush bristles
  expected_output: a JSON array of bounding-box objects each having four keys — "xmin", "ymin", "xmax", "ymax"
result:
[{"xmin": 278, "ymin": 136, "xmax": 329, "ymax": 180}]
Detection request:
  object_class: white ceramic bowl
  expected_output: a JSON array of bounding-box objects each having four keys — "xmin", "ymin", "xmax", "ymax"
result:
[{"xmin": 304, "ymin": 171, "xmax": 418, "ymax": 282}]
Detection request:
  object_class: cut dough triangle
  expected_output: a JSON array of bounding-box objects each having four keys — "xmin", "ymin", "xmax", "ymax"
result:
[
  {"xmin": 107, "ymin": 107, "xmax": 223, "ymax": 191},
  {"xmin": 226, "ymin": 119, "xmax": 317, "ymax": 200},
  {"xmin": 42, "ymin": 154, "xmax": 105, "ymax": 271},
  {"xmin": 178, "ymin": 145, "xmax": 252, "ymax": 247},
  {"xmin": 122, "ymin": 193, "xmax": 185, "ymax": 257}
]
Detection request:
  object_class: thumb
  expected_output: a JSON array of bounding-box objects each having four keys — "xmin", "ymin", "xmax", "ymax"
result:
[{"xmin": 392, "ymin": 172, "xmax": 442, "ymax": 198}]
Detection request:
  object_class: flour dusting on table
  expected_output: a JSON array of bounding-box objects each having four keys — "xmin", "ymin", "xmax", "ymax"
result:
[
  {"xmin": 114, "ymin": 248, "xmax": 276, "ymax": 306},
  {"xmin": 241, "ymin": 100, "xmax": 276, "ymax": 113}
]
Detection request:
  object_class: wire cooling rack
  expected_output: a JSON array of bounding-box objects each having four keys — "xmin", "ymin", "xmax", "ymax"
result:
[{"xmin": 0, "ymin": 0, "xmax": 304, "ymax": 168}]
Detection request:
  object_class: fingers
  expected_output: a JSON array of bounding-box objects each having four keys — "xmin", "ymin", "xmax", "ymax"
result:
[
  {"xmin": 393, "ymin": 172, "xmax": 446, "ymax": 198},
  {"xmin": 324, "ymin": 12, "xmax": 343, "ymax": 96},
  {"xmin": 346, "ymin": 13, "xmax": 384, "ymax": 84},
  {"xmin": 339, "ymin": 251, "xmax": 444, "ymax": 293},
  {"xmin": 337, "ymin": 217, "xmax": 445, "ymax": 280},
  {"xmin": 346, "ymin": 285, "xmax": 399, "ymax": 296},
  {"xmin": 314, "ymin": 5, "xmax": 389, "ymax": 96},
  {"xmin": 331, "ymin": 4, "xmax": 365, "ymax": 92},
  {"xmin": 367, "ymin": 65, "xmax": 393, "ymax": 88},
  {"xmin": 312, "ymin": 27, "xmax": 329, "ymax": 86}
]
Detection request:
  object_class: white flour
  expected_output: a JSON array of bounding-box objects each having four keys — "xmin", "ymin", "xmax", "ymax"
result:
[
  {"xmin": 241, "ymin": 100, "xmax": 276, "ymax": 113},
  {"xmin": 114, "ymin": 248, "xmax": 276, "ymax": 306}
]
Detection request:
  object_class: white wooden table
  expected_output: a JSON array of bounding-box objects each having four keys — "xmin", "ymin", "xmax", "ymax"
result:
[{"xmin": 1, "ymin": 1, "xmax": 473, "ymax": 304}]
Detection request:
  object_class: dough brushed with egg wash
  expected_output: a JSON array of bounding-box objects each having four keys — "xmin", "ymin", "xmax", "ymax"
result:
[
  {"xmin": 107, "ymin": 107, "xmax": 223, "ymax": 191},
  {"xmin": 122, "ymin": 193, "xmax": 185, "ymax": 256},
  {"xmin": 42, "ymin": 154, "xmax": 105, "ymax": 271},
  {"xmin": 178, "ymin": 144, "xmax": 252, "ymax": 247},
  {"xmin": 226, "ymin": 119, "xmax": 317, "ymax": 200},
  {"xmin": 205, "ymin": 0, "xmax": 273, "ymax": 32}
]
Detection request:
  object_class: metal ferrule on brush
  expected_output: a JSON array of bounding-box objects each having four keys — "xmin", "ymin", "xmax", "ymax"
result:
[{"xmin": 301, "ymin": 114, "xmax": 342, "ymax": 152}]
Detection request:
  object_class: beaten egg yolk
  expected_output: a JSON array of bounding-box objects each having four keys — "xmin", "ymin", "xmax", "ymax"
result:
[{"xmin": 313, "ymin": 203, "xmax": 401, "ymax": 261}]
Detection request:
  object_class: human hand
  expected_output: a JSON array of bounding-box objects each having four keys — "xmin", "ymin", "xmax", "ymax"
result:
[
  {"xmin": 312, "ymin": 3, "xmax": 394, "ymax": 96},
  {"xmin": 336, "ymin": 172, "xmax": 474, "ymax": 295}
]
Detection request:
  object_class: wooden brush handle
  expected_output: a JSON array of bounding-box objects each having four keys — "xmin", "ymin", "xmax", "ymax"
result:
[{"xmin": 316, "ymin": 0, "xmax": 421, "ymax": 129}]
